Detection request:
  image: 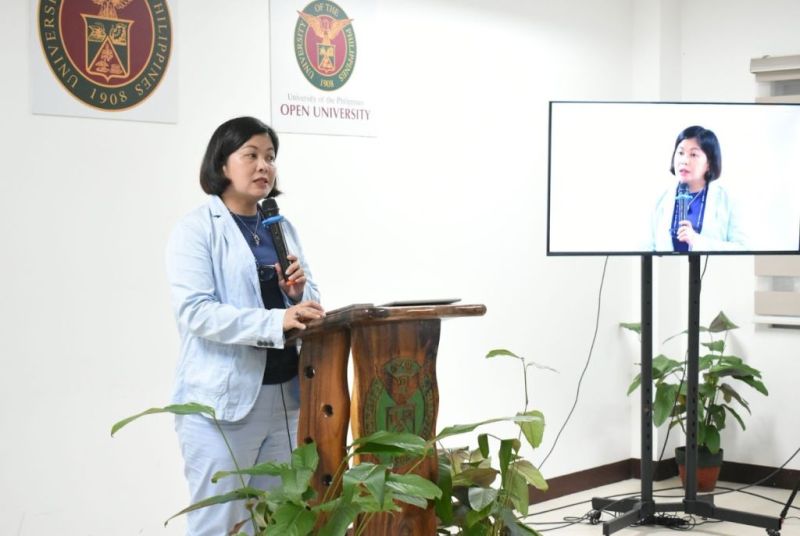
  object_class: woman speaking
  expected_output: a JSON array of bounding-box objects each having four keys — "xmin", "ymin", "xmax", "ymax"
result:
[
  {"xmin": 648, "ymin": 125, "xmax": 748, "ymax": 252},
  {"xmin": 165, "ymin": 116, "xmax": 325, "ymax": 535}
]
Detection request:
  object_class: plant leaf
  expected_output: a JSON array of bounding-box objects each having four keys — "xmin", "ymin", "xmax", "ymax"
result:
[
  {"xmin": 467, "ymin": 486, "xmax": 498, "ymax": 511},
  {"xmin": 709, "ymin": 311, "xmax": 738, "ymax": 332},
  {"xmin": 477, "ymin": 433, "xmax": 490, "ymax": 458},
  {"xmin": 351, "ymin": 430, "xmax": 429, "ymax": 458},
  {"xmin": 654, "ymin": 383, "xmax": 679, "ymax": 427},
  {"xmin": 385, "ymin": 472, "xmax": 442, "ymax": 500},
  {"xmin": 702, "ymin": 340, "xmax": 725, "ymax": 353},
  {"xmin": 212, "ymin": 460, "xmax": 284, "ymax": 483},
  {"xmin": 508, "ymin": 468, "xmax": 530, "ymax": 516},
  {"xmin": 516, "ymin": 410, "xmax": 545, "ymax": 449},
  {"xmin": 620, "ymin": 322, "xmax": 641, "ymax": 334},
  {"xmin": 452, "ymin": 467, "xmax": 499, "ymax": 488},
  {"xmin": 723, "ymin": 404, "xmax": 747, "ymax": 430},
  {"xmin": 704, "ymin": 426, "xmax": 721, "ymax": 453},
  {"xmin": 737, "ymin": 376, "xmax": 769, "ymax": 396},
  {"xmin": 111, "ymin": 403, "xmax": 215, "ymax": 436},
  {"xmin": 343, "ymin": 462, "xmax": 386, "ymax": 507},
  {"xmin": 486, "ymin": 348, "xmax": 522, "ymax": 359},
  {"xmin": 270, "ymin": 502, "xmax": 317, "ymax": 536},
  {"xmin": 435, "ymin": 455, "xmax": 454, "ymax": 525},
  {"xmin": 164, "ymin": 486, "xmax": 262, "ymax": 525},
  {"xmin": 512, "ymin": 460, "xmax": 548, "ymax": 492},
  {"xmin": 316, "ymin": 498, "xmax": 360, "ymax": 536},
  {"xmin": 436, "ymin": 414, "xmax": 542, "ymax": 442}
]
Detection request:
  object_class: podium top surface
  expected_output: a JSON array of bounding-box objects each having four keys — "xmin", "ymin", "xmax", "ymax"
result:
[{"xmin": 285, "ymin": 303, "xmax": 486, "ymax": 343}]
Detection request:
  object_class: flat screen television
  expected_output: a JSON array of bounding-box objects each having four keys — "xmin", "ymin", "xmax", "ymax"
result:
[{"xmin": 547, "ymin": 101, "xmax": 800, "ymax": 256}]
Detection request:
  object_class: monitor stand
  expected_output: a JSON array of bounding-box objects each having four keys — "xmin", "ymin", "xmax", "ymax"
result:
[{"xmin": 590, "ymin": 255, "xmax": 784, "ymax": 535}]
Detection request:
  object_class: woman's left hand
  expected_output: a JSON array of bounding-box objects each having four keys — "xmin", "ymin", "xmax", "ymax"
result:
[
  {"xmin": 276, "ymin": 254, "xmax": 306, "ymax": 301},
  {"xmin": 676, "ymin": 220, "xmax": 698, "ymax": 247}
]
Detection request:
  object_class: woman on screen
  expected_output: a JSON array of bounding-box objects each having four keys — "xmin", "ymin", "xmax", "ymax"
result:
[{"xmin": 648, "ymin": 125, "xmax": 748, "ymax": 252}]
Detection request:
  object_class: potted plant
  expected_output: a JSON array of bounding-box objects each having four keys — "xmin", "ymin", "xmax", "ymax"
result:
[{"xmin": 624, "ymin": 311, "xmax": 768, "ymax": 491}]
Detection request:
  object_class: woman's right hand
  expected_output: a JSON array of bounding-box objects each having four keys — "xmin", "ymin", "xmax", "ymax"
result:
[{"xmin": 283, "ymin": 300, "xmax": 326, "ymax": 331}]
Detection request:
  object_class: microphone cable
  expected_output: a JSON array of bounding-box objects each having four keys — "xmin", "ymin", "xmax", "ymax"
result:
[{"xmin": 280, "ymin": 382, "xmax": 294, "ymax": 458}]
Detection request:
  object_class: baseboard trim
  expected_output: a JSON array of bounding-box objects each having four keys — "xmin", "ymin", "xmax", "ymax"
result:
[{"xmin": 530, "ymin": 457, "xmax": 799, "ymax": 503}]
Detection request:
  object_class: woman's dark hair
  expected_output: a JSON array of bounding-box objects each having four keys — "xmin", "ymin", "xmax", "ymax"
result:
[
  {"xmin": 669, "ymin": 125, "xmax": 722, "ymax": 182},
  {"xmin": 199, "ymin": 116, "xmax": 281, "ymax": 196}
]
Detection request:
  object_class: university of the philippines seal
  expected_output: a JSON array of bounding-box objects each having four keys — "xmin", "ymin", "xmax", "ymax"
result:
[
  {"xmin": 38, "ymin": 0, "xmax": 172, "ymax": 111},
  {"xmin": 294, "ymin": 1, "xmax": 356, "ymax": 91}
]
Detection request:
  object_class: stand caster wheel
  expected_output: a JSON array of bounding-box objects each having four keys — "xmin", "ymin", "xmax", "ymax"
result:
[
  {"xmin": 766, "ymin": 529, "xmax": 780, "ymax": 536},
  {"xmin": 588, "ymin": 510, "xmax": 602, "ymax": 525}
]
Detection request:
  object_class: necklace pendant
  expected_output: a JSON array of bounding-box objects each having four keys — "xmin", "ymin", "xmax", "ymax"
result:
[{"xmin": 253, "ymin": 234, "xmax": 261, "ymax": 246}]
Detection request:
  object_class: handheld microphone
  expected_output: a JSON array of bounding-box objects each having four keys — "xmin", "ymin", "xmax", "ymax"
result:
[
  {"xmin": 260, "ymin": 198, "xmax": 293, "ymax": 283},
  {"xmin": 677, "ymin": 182, "xmax": 691, "ymax": 222},
  {"xmin": 674, "ymin": 183, "xmax": 692, "ymax": 237}
]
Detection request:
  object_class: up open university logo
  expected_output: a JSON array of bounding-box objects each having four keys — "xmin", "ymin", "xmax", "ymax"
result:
[
  {"xmin": 294, "ymin": 1, "xmax": 356, "ymax": 91},
  {"xmin": 37, "ymin": 0, "xmax": 172, "ymax": 111}
]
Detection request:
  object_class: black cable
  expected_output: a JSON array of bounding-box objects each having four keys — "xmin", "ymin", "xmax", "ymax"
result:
[
  {"xmin": 279, "ymin": 382, "xmax": 293, "ymax": 457},
  {"xmin": 538, "ymin": 256, "xmax": 609, "ymax": 470},
  {"xmin": 705, "ymin": 446, "xmax": 800, "ymax": 497},
  {"xmin": 716, "ymin": 486, "xmax": 800, "ymax": 511}
]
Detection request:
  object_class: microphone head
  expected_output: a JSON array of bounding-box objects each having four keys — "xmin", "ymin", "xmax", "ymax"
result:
[
  {"xmin": 262, "ymin": 197, "xmax": 280, "ymax": 217},
  {"xmin": 676, "ymin": 183, "xmax": 690, "ymax": 222}
]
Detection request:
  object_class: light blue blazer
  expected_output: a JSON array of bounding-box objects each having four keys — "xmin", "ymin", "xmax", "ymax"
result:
[
  {"xmin": 165, "ymin": 195, "xmax": 320, "ymax": 421},
  {"xmin": 648, "ymin": 182, "xmax": 749, "ymax": 252}
]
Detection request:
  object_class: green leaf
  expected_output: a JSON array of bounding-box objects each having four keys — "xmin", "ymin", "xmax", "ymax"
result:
[
  {"xmin": 351, "ymin": 430, "xmax": 429, "ymax": 458},
  {"xmin": 653, "ymin": 355, "xmax": 684, "ymax": 378},
  {"xmin": 391, "ymin": 492, "xmax": 429, "ymax": 509},
  {"xmin": 465, "ymin": 502, "xmax": 493, "ymax": 529},
  {"xmin": 620, "ymin": 322, "xmax": 641, "ymax": 334},
  {"xmin": 435, "ymin": 456, "xmax": 454, "ymax": 525},
  {"xmin": 627, "ymin": 373, "xmax": 642, "ymax": 395},
  {"xmin": 164, "ymin": 487, "xmax": 262, "ymax": 525},
  {"xmin": 343, "ymin": 462, "xmax": 386, "ymax": 507},
  {"xmin": 704, "ymin": 426, "xmax": 721, "ymax": 453},
  {"xmin": 436, "ymin": 414, "xmax": 543, "ymax": 442},
  {"xmin": 478, "ymin": 434, "xmax": 490, "ymax": 458},
  {"xmin": 702, "ymin": 340, "xmax": 725, "ymax": 353},
  {"xmin": 212, "ymin": 460, "xmax": 284, "ymax": 483},
  {"xmin": 270, "ymin": 503, "xmax": 316, "ymax": 536},
  {"xmin": 111, "ymin": 403, "xmax": 215, "ymax": 436},
  {"xmin": 292, "ymin": 442, "xmax": 320, "ymax": 472},
  {"xmin": 452, "ymin": 467, "xmax": 498, "ymax": 488},
  {"xmin": 508, "ymin": 469, "xmax": 530, "ymax": 516},
  {"xmin": 486, "ymin": 348, "xmax": 522, "ymax": 359},
  {"xmin": 467, "ymin": 487, "xmax": 497, "ymax": 511},
  {"xmin": 385, "ymin": 472, "xmax": 442, "ymax": 500},
  {"xmin": 498, "ymin": 439, "xmax": 518, "ymax": 479},
  {"xmin": 316, "ymin": 498, "xmax": 360, "ymax": 536},
  {"xmin": 737, "ymin": 376, "xmax": 769, "ymax": 396},
  {"xmin": 723, "ymin": 404, "xmax": 747, "ymax": 430},
  {"xmin": 719, "ymin": 383, "xmax": 750, "ymax": 412},
  {"xmin": 512, "ymin": 460, "xmax": 548, "ymax": 492},
  {"xmin": 516, "ymin": 410, "xmax": 545, "ymax": 449},
  {"xmin": 709, "ymin": 311, "xmax": 738, "ymax": 332},
  {"xmin": 654, "ymin": 383, "xmax": 679, "ymax": 426}
]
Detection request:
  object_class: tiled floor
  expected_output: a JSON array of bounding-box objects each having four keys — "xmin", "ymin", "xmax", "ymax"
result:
[{"xmin": 524, "ymin": 478, "xmax": 799, "ymax": 535}]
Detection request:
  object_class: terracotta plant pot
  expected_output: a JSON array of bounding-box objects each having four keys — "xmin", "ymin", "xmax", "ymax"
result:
[{"xmin": 675, "ymin": 446, "xmax": 723, "ymax": 492}]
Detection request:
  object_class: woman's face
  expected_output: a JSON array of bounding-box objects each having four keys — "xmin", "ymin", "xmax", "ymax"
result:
[
  {"xmin": 222, "ymin": 134, "xmax": 276, "ymax": 206},
  {"xmin": 673, "ymin": 137, "xmax": 709, "ymax": 190}
]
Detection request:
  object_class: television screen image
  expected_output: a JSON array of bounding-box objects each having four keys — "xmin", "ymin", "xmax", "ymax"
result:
[{"xmin": 547, "ymin": 101, "xmax": 800, "ymax": 255}]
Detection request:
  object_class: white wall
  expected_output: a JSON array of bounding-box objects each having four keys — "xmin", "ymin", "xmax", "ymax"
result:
[
  {"xmin": 0, "ymin": 1, "xmax": 796, "ymax": 534},
  {"xmin": 674, "ymin": 0, "xmax": 800, "ymax": 469}
]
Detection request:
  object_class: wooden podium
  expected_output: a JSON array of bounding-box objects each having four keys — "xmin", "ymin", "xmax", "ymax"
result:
[{"xmin": 285, "ymin": 302, "xmax": 486, "ymax": 534}]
